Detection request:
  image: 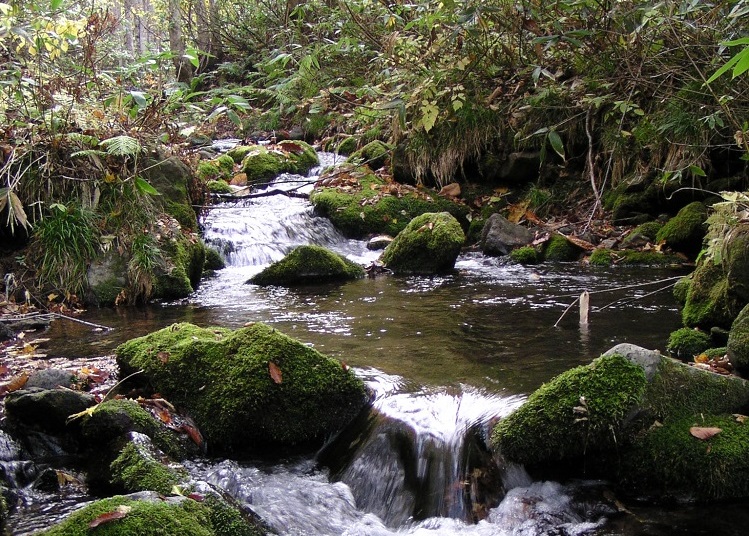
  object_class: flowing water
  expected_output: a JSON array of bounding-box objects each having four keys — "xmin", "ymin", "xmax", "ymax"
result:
[{"xmin": 9, "ymin": 152, "xmax": 749, "ymax": 535}]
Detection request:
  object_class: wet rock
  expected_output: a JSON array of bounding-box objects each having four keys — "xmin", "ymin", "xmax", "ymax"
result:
[
  {"xmin": 480, "ymin": 213, "xmax": 534, "ymax": 256},
  {"xmin": 655, "ymin": 201, "xmax": 708, "ymax": 259},
  {"xmin": 491, "ymin": 343, "xmax": 749, "ymax": 501},
  {"xmin": 26, "ymin": 369, "xmax": 75, "ymax": 390},
  {"xmin": 239, "ymin": 141, "xmax": 318, "ymax": 183},
  {"xmin": 347, "ymin": 140, "xmax": 391, "ymax": 170},
  {"xmin": 494, "ymin": 151, "xmax": 541, "ymax": 184},
  {"xmin": 382, "ymin": 212, "xmax": 465, "ymax": 274},
  {"xmin": 248, "ymin": 245, "xmax": 364, "ymax": 286},
  {"xmin": 5, "ymin": 388, "xmax": 95, "ymax": 434},
  {"xmin": 109, "ymin": 432, "xmax": 187, "ymax": 495},
  {"xmin": 366, "ymin": 235, "xmax": 394, "ymax": 251},
  {"xmin": 116, "ymin": 322, "xmax": 369, "ymax": 454},
  {"xmin": 728, "ymin": 303, "xmax": 749, "ymax": 375}
]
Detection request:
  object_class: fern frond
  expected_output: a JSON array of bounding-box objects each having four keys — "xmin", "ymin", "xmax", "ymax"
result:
[
  {"xmin": 100, "ymin": 135, "xmax": 142, "ymax": 157},
  {"xmin": 70, "ymin": 149, "xmax": 107, "ymax": 159}
]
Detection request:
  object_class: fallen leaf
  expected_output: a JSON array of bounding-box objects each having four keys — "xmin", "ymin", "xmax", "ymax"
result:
[
  {"xmin": 269, "ymin": 361, "xmax": 283, "ymax": 384},
  {"xmin": 438, "ymin": 183, "xmax": 461, "ymax": 198},
  {"xmin": 0, "ymin": 372, "xmax": 28, "ymax": 395},
  {"xmin": 88, "ymin": 505, "xmax": 132, "ymax": 528},
  {"xmin": 690, "ymin": 426, "xmax": 722, "ymax": 440},
  {"xmin": 179, "ymin": 423, "xmax": 204, "ymax": 448},
  {"xmin": 734, "ymin": 414, "xmax": 748, "ymax": 424},
  {"xmin": 157, "ymin": 409, "xmax": 172, "ymax": 424},
  {"xmin": 188, "ymin": 493, "xmax": 205, "ymax": 502},
  {"xmin": 157, "ymin": 351, "xmax": 170, "ymax": 364}
]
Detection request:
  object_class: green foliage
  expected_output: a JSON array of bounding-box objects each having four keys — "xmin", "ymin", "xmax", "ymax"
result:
[{"xmin": 34, "ymin": 203, "xmax": 98, "ymax": 296}]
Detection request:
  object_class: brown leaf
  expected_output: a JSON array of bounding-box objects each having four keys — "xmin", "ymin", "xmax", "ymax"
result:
[
  {"xmin": 438, "ymin": 183, "xmax": 461, "ymax": 198},
  {"xmin": 563, "ymin": 234, "xmax": 596, "ymax": 251},
  {"xmin": 690, "ymin": 426, "xmax": 722, "ymax": 440},
  {"xmin": 269, "ymin": 361, "xmax": 283, "ymax": 384},
  {"xmin": 88, "ymin": 506, "xmax": 132, "ymax": 528},
  {"xmin": 0, "ymin": 372, "xmax": 28, "ymax": 395},
  {"xmin": 733, "ymin": 414, "xmax": 748, "ymax": 424},
  {"xmin": 157, "ymin": 409, "xmax": 172, "ymax": 424},
  {"xmin": 157, "ymin": 351, "xmax": 170, "ymax": 364},
  {"xmin": 179, "ymin": 423, "xmax": 204, "ymax": 448}
]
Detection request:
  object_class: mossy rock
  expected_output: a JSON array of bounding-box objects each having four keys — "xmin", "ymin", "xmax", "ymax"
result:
[
  {"xmin": 197, "ymin": 161, "xmax": 223, "ymax": 181},
  {"xmin": 153, "ymin": 231, "xmax": 206, "ymax": 301},
  {"xmin": 681, "ymin": 259, "xmax": 733, "ymax": 330},
  {"xmin": 605, "ymin": 179, "xmax": 661, "ymax": 224},
  {"xmin": 204, "ymin": 247, "xmax": 226, "ymax": 271},
  {"xmin": 37, "ymin": 494, "xmax": 265, "ymax": 536},
  {"xmin": 347, "ymin": 140, "xmax": 391, "ymax": 170},
  {"xmin": 142, "ymin": 156, "xmax": 198, "ymax": 231},
  {"xmin": 621, "ymin": 414, "xmax": 749, "ymax": 501},
  {"xmin": 88, "ymin": 250, "xmax": 128, "ymax": 306},
  {"xmin": 381, "ymin": 212, "xmax": 465, "ymax": 274},
  {"xmin": 115, "ymin": 323, "xmax": 368, "ymax": 453},
  {"xmin": 491, "ymin": 353, "xmax": 647, "ymax": 470},
  {"xmin": 207, "ymin": 180, "xmax": 233, "ymax": 194},
  {"xmin": 723, "ymin": 223, "xmax": 749, "ymax": 306},
  {"xmin": 110, "ymin": 435, "xmax": 187, "ymax": 495},
  {"xmin": 249, "ymin": 245, "xmax": 364, "ymax": 286},
  {"xmin": 588, "ymin": 248, "xmax": 683, "ymax": 266},
  {"xmin": 673, "ymin": 276, "xmax": 691, "ymax": 305},
  {"xmin": 80, "ymin": 399, "xmax": 185, "ymax": 459},
  {"xmin": 655, "ymin": 201, "xmax": 707, "ymax": 258},
  {"xmin": 542, "ymin": 234, "xmax": 581, "ymax": 262},
  {"xmin": 336, "ymin": 136, "xmax": 358, "ymax": 155},
  {"xmin": 509, "ymin": 246, "xmax": 540, "ymax": 265},
  {"xmin": 728, "ymin": 303, "xmax": 749, "ymax": 375},
  {"xmin": 310, "ymin": 165, "xmax": 468, "ymax": 239},
  {"xmin": 240, "ymin": 141, "xmax": 319, "ymax": 183},
  {"xmin": 226, "ymin": 145, "xmax": 254, "ymax": 163},
  {"xmin": 633, "ymin": 221, "xmax": 663, "ymax": 241},
  {"xmin": 666, "ymin": 327, "xmax": 711, "ymax": 360}
]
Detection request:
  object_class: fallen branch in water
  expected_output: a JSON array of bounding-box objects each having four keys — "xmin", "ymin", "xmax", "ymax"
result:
[{"xmin": 210, "ymin": 189, "xmax": 310, "ymax": 201}]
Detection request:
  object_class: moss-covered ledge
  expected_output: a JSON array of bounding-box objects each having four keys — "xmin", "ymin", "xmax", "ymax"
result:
[
  {"xmin": 248, "ymin": 245, "xmax": 364, "ymax": 286},
  {"xmin": 309, "ymin": 164, "xmax": 468, "ymax": 239},
  {"xmin": 115, "ymin": 322, "xmax": 369, "ymax": 454}
]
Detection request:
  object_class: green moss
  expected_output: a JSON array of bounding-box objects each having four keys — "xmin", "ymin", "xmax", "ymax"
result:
[
  {"xmin": 216, "ymin": 154, "xmax": 235, "ymax": 174},
  {"xmin": 543, "ymin": 234, "xmax": 580, "ymax": 262},
  {"xmin": 207, "ymin": 180, "xmax": 233, "ymax": 194},
  {"xmin": 589, "ymin": 248, "xmax": 683, "ymax": 266},
  {"xmin": 682, "ymin": 260, "xmax": 733, "ymax": 329},
  {"xmin": 336, "ymin": 136, "xmax": 358, "ymax": 155},
  {"xmin": 37, "ymin": 496, "xmax": 214, "ymax": 536},
  {"xmin": 666, "ymin": 327, "xmax": 711, "ymax": 360},
  {"xmin": 509, "ymin": 246, "xmax": 540, "ymax": 264},
  {"xmin": 277, "ymin": 140, "xmax": 318, "ymax": 174},
  {"xmin": 621, "ymin": 414, "xmax": 749, "ymax": 501},
  {"xmin": 640, "ymin": 357, "xmax": 749, "ymax": 421},
  {"xmin": 165, "ymin": 201, "xmax": 198, "ymax": 231},
  {"xmin": 381, "ymin": 212, "xmax": 465, "ymax": 274},
  {"xmin": 203, "ymin": 495, "xmax": 266, "ymax": 536},
  {"xmin": 728, "ymin": 303, "xmax": 749, "ymax": 374},
  {"xmin": 631, "ymin": 221, "xmax": 663, "ymax": 241},
  {"xmin": 115, "ymin": 322, "xmax": 368, "ymax": 452},
  {"xmin": 226, "ymin": 145, "xmax": 253, "ymax": 163},
  {"xmin": 240, "ymin": 147, "xmax": 283, "ymax": 183},
  {"xmin": 204, "ymin": 247, "xmax": 226, "ymax": 271},
  {"xmin": 197, "ymin": 161, "xmax": 222, "ymax": 181},
  {"xmin": 110, "ymin": 441, "xmax": 185, "ymax": 494},
  {"xmin": 656, "ymin": 201, "xmax": 708, "ymax": 258},
  {"xmin": 673, "ymin": 276, "xmax": 691, "ymax": 305},
  {"xmin": 704, "ymin": 346, "xmax": 727, "ymax": 359},
  {"xmin": 347, "ymin": 140, "xmax": 391, "ymax": 170},
  {"xmin": 310, "ymin": 165, "xmax": 468, "ymax": 239},
  {"xmin": 491, "ymin": 353, "xmax": 647, "ymax": 467},
  {"xmin": 249, "ymin": 245, "xmax": 364, "ymax": 286}
]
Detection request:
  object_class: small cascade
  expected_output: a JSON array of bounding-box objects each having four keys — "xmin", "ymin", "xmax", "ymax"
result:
[
  {"xmin": 320, "ymin": 372, "xmax": 525, "ymax": 526},
  {"xmin": 203, "ymin": 152, "xmax": 374, "ymax": 268}
]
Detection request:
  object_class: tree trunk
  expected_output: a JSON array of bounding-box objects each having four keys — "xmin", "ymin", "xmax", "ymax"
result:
[
  {"xmin": 122, "ymin": 0, "xmax": 134, "ymax": 55},
  {"xmin": 168, "ymin": 0, "xmax": 193, "ymax": 84}
]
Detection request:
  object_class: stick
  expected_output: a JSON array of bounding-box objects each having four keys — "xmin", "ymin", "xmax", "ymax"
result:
[
  {"xmin": 595, "ymin": 282, "xmax": 678, "ymax": 312},
  {"xmin": 554, "ymin": 295, "xmax": 581, "ymax": 328},
  {"xmin": 545, "ymin": 276, "xmax": 684, "ymax": 300},
  {"xmin": 50, "ymin": 312, "xmax": 114, "ymax": 331}
]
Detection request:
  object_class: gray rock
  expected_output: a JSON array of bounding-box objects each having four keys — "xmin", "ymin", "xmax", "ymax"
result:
[
  {"xmin": 26, "ymin": 369, "xmax": 75, "ymax": 390},
  {"xmin": 366, "ymin": 235, "xmax": 394, "ymax": 251},
  {"xmin": 5, "ymin": 388, "xmax": 96, "ymax": 433},
  {"xmin": 602, "ymin": 343, "xmax": 661, "ymax": 381},
  {"xmin": 480, "ymin": 213, "xmax": 534, "ymax": 256}
]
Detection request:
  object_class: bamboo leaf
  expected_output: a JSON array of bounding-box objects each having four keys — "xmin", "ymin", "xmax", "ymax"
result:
[
  {"xmin": 134, "ymin": 177, "xmax": 161, "ymax": 196},
  {"xmin": 548, "ymin": 130, "xmax": 565, "ymax": 160}
]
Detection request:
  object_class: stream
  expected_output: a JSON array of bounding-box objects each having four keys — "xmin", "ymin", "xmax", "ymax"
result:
[{"xmin": 7, "ymin": 152, "xmax": 749, "ymax": 534}]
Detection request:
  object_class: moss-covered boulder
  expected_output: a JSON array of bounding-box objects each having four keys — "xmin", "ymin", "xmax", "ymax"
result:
[
  {"xmin": 666, "ymin": 327, "xmax": 711, "ymax": 360},
  {"xmin": 206, "ymin": 179, "xmax": 233, "ymax": 194},
  {"xmin": 347, "ymin": 140, "xmax": 391, "ymax": 170},
  {"xmin": 491, "ymin": 352, "xmax": 647, "ymax": 470},
  {"xmin": 115, "ymin": 323, "xmax": 368, "ymax": 453},
  {"xmin": 492, "ymin": 343, "xmax": 749, "ymax": 500},
  {"xmin": 509, "ymin": 246, "xmax": 540, "ymax": 264},
  {"xmin": 335, "ymin": 136, "xmax": 358, "ymax": 155},
  {"xmin": 204, "ymin": 247, "xmax": 226, "ymax": 271},
  {"xmin": 621, "ymin": 221, "xmax": 663, "ymax": 249},
  {"xmin": 37, "ymin": 493, "xmax": 266, "ymax": 536},
  {"xmin": 728, "ymin": 303, "xmax": 749, "ymax": 375},
  {"xmin": 588, "ymin": 248, "xmax": 683, "ymax": 266},
  {"xmin": 142, "ymin": 155, "xmax": 198, "ymax": 232},
  {"xmin": 239, "ymin": 141, "xmax": 318, "ymax": 183},
  {"xmin": 655, "ymin": 201, "xmax": 708, "ymax": 258},
  {"xmin": 381, "ymin": 212, "xmax": 465, "ymax": 274},
  {"xmin": 681, "ymin": 259, "xmax": 734, "ymax": 330},
  {"xmin": 152, "ymin": 220, "xmax": 206, "ymax": 301},
  {"xmin": 542, "ymin": 234, "xmax": 583, "ymax": 262},
  {"xmin": 248, "ymin": 245, "xmax": 364, "ymax": 286},
  {"xmin": 110, "ymin": 433, "xmax": 187, "ymax": 495},
  {"xmin": 723, "ymin": 223, "xmax": 749, "ymax": 306},
  {"xmin": 310, "ymin": 164, "xmax": 468, "ymax": 239}
]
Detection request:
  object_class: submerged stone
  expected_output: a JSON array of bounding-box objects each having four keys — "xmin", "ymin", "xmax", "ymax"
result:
[
  {"xmin": 381, "ymin": 212, "xmax": 465, "ymax": 274},
  {"xmin": 248, "ymin": 245, "xmax": 364, "ymax": 286},
  {"xmin": 115, "ymin": 322, "xmax": 368, "ymax": 454}
]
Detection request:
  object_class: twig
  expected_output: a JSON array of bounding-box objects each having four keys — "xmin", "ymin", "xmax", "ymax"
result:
[
  {"xmin": 49, "ymin": 312, "xmax": 114, "ymax": 331},
  {"xmin": 554, "ymin": 295, "xmax": 581, "ymax": 328},
  {"xmin": 212, "ymin": 189, "xmax": 310, "ymax": 201},
  {"xmin": 546, "ymin": 276, "xmax": 685, "ymax": 300},
  {"xmin": 595, "ymin": 282, "xmax": 679, "ymax": 312},
  {"xmin": 585, "ymin": 106, "xmax": 601, "ymax": 221}
]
